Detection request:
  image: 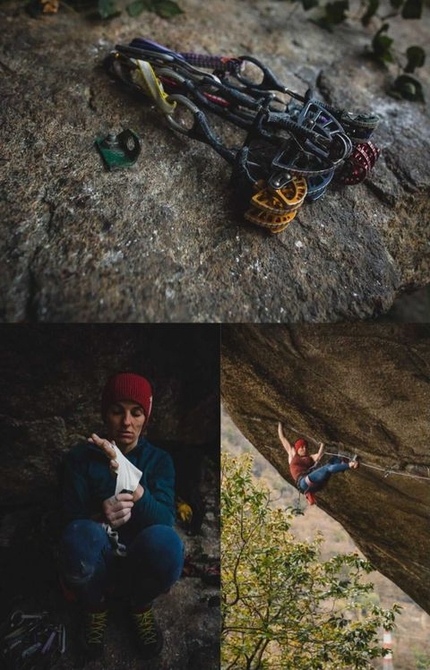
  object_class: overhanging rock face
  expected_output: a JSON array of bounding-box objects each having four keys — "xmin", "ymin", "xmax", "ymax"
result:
[{"xmin": 221, "ymin": 324, "xmax": 430, "ymax": 614}]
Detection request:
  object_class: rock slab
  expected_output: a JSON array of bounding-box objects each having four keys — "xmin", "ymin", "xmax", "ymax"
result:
[{"xmin": 0, "ymin": 0, "xmax": 429, "ymax": 321}]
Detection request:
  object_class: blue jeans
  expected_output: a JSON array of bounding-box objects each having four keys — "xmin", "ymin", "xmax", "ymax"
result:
[
  {"xmin": 298, "ymin": 457, "xmax": 350, "ymax": 492},
  {"xmin": 59, "ymin": 520, "xmax": 184, "ymax": 608}
]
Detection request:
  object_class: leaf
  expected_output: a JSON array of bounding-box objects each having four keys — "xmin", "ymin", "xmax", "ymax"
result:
[
  {"xmin": 405, "ymin": 45, "xmax": 426, "ymax": 72},
  {"xmin": 361, "ymin": 0, "xmax": 379, "ymax": 25},
  {"xmin": 302, "ymin": 0, "xmax": 319, "ymax": 9},
  {"xmin": 371, "ymin": 24, "xmax": 394, "ymax": 63},
  {"xmin": 401, "ymin": 0, "xmax": 422, "ymax": 18},
  {"xmin": 98, "ymin": 0, "xmax": 119, "ymax": 18},
  {"xmin": 392, "ymin": 74, "xmax": 425, "ymax": 101},
  {"xmin": 323, "ymin": 0, "xmax": 349, "ymax": 24},
  {"xmin": 126, "ymin": 0, "xmax": 149, "ymax": 16},
  {"xmin": 154, "ymin": 0, "xmax": 183, "ymax": 17},
  {"xmin": 389, "ymin": 0, "xmax": 403, "ymax": 7}
]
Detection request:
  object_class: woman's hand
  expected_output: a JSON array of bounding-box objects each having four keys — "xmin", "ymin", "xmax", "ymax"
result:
[
  {"xmin": 102, "ymin": 492, "xmax": 134, "ymax": 528},
  {"xmin": 89, "ymin": 432, "xmax": 145, "ymax": 506},
  {"xmin": 88, "ymin": 433, "xmax": 119, "ymax": 475}
]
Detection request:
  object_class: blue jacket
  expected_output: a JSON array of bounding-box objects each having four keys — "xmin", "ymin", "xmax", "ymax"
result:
[{"xmin": 62, "ymin": 437, "xmax": 176, "ymax": 535}]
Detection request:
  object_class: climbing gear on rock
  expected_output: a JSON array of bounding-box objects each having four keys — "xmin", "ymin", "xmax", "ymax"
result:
[
  {"xmin": 106, "ymin": 37, "xmax": 381, "ymax": 233},
  {"xmin": 82, "ymin": 608, "xmax": 108, "ymax": 660},
  {"xmin": 102, "ymin": 522, "xmax": 128, "ymax": 557},
  {"xmin": 130, "ymin": 607, "xmax": 163, "ymax": 659},
  {"xmin": 95, "ymin": 129, "xmax": 141, "ymax": 170},
  {"xmin": 182, "ymin": 555, "xmax": 221, "ymax": 586},
  {"xmin": 176, "ymin": 497, "xmax": 193, "ymax": 524},
  {"xmin": 0, "ymin": 609, "xmax": 66, "ymax": 668}
]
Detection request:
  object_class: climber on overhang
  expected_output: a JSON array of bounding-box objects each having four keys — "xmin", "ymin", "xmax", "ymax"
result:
[{"xmin": 277, "ymin": 422, "xmax": 359, "ymax": 506}]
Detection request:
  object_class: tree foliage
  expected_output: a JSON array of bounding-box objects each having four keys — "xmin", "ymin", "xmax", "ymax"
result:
[{"xmin": 221, "ymin": 453, "xmax": 401, "ymax": 670}]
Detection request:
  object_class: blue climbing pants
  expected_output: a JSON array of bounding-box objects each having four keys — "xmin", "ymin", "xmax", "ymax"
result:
[
  {"xmin": 58, "ymin": 520, "xmax": 184, "ymax": 608},
  {"xmin": 298, "ymin": 456, "xmax": 350, "ymax": 492}
]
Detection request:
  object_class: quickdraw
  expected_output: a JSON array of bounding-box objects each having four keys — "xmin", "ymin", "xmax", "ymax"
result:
[{"xmin": 105, "ymin": 38, "xmax": 381, "ymax": 234}]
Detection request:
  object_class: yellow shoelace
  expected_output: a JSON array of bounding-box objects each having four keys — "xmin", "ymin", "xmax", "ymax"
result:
[
  {"xmin": 132, "ymin": 610, "xmax": 157, "ymax": 644},
  {"xmin": 86, "ymin": 611, "xmax": 108, "ymax": 644}
]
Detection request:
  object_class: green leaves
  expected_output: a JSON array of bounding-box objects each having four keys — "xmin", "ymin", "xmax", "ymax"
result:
[
  {"xmin": 126, "ymin": 0, "xmax": 183, "ymax": 18},
  {"xmin": 98, "ymin": 0, "xmax": 120, "ymax": 18},
  {"xmin": 361, "ymin": 0, "xmax": 379, "ymax": 25},
  {"xmin": 401, "ymin": 0, "xmax": 423, "ymax": 18},
  {"xmin": 301, "ymin": 0, "xmax": 320, "ymax": 10},
  {"xmin": 371, "ymin": 23, "xmax": 394, "ymax": 63},
  {"xmin": 221, "ymin": 453, "xmax": 401, "ymax": 670},
  {"xmin": 392, "ymin": 74, "xmax": 425, "ymax": 101},
  {"xmin": 96, "ymin": 0, "xmax": 183, "ymax": 19},
  {"xmin": 316, "ymin": 0, "xmax": 349, "ymax": 28},
  {"xmin": 405, "ymin": 45, "xmax": 426, "ymax": 72},
  {"xmin": 369, "ymin": 24, "xmax": 426, "ymax": 101}
]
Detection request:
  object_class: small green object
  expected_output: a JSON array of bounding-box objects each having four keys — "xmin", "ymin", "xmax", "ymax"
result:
[
  {"xmin": 126, "ymin": 0, "xmax": 150, "ymax": 17},
  {"xmin": 405, "ymin": 45, "xmax": 426, "ymax": 73},
  {"xmin": 392, "ymin": 74, "xmax": 424, "ymax": 101},
  {"xmin": 95, "ymin": 130, "xmax": 141, "ymax": 170},
  {"xmin": 98, "ymin": 0, "xmax": 120, "ymax": 18},
  {"xmin": 126, "ymin": 0, "xmax": 183, "ymax": 17},
  {"xmin": 371, "ymin": 24, "xmax": 394, "ymax": 63},
  {"xmin": 154, "ymin": 0, "xmax": 183, "ymax": 18},
  {"xmin": 361, "ymin": 0, "xmax": 379, "ymax": 26}
]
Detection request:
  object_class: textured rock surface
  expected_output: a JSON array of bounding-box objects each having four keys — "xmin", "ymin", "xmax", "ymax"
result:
[
  {"xmin": 221, "ymin": 324, "xmax": 430, "ymax": 614},
  {"xmin": 0, "ymin": 0, "xmax": 429, "ymax": 322},
  {"xmin": 0, "ymin": 325, "xmax": 220, "ymax": 669}
]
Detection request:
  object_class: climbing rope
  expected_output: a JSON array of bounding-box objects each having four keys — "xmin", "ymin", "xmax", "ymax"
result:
[
  {"xmin": 240, "ymin": 414, "xmax": 430, "ymax": 483},
  {"xmin": 323, "ymin": 451, "xmax": 430, "ymax": 482}
]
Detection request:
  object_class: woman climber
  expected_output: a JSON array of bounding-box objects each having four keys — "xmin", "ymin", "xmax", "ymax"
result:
[{"xmin": 277, "ymin": 422, "xmax": 359, "ymax": 505}]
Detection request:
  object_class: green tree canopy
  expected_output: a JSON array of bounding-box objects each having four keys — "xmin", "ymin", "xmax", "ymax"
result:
[{"xmin": 221, "ymin": 453, "xmax": 401, "ymax": 669}]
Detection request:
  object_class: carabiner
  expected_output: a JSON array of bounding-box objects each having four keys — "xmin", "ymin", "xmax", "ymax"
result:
[
  {"xmin": 165, "ymin": 94, "xmax": 236, "ymax": 164},
  {"xmin": 129, "ymin": 37, "xmax": 186, "ymax": 62},
  {"xmin": 235, "ymin": 56, "xmax": 287, "ymax": 94}
]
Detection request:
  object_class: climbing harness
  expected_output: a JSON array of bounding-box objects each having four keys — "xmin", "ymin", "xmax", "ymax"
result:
[
  {"xmin": 273, "ymin": 418, "xmax": 430, "ymax": 483},
  {"xmin": 105, "ymin": 38, "xmax": 381, "ymax": 233}
]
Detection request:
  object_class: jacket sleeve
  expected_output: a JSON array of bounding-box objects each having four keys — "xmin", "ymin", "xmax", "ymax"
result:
[
  {"xmin": 131, "ymin": 450, "xmax": 176, "ymax": 528},
  {"xmin": 62, "ymin": 447, "xmax": 90, "ymax": 524}
]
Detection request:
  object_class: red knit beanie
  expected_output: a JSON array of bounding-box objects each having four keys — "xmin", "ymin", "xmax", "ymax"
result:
[
  {"xmin": 101, "ymin": 372, "xmax": 153, "ymax": 423},
  {"xmin": 294, "ymin": 438, "xmax": 308, "ymax": 452}
]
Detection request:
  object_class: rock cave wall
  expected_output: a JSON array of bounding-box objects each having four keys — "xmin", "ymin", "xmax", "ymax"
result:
[
  {"xmin": 221, "ymin": 324, "xmax": 430, "ymax": 615},
  {"xmin": 0, "ymin": 324, "xmax": 220, "ymax": 611}
]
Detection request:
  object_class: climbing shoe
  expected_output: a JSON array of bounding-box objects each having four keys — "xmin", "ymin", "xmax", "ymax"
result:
[
  {"xmin": 305, "ymin": 491, "xmax": 317, "ymax": 505},
  {"xmin": 131, "ymin": 606, "xmax": 163, "ymax": 659},
  {"xmin": 349, "ymin": 455, "xmax": 360, "ymax": 469},
  {"xmin": 81, "ymin": 608, "xmax": 108, "ymax": 660}
]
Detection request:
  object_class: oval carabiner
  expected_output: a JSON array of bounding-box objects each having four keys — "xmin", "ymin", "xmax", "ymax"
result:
[
  {"xmin": 235, "ymin": 56, "xmax": 287, "ymax": 93},
  {"xmin": 166, "ymin": 94, "xmax": 236, "ymax": 163}
]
